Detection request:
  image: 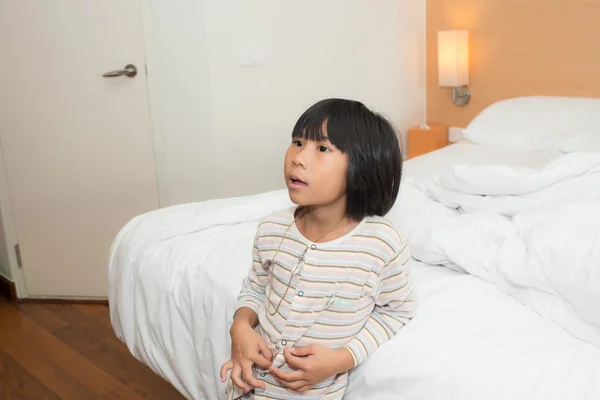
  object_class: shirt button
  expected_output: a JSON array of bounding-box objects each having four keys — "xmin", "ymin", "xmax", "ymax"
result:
[
  {"xmin": 298, "ymin": 291, "xmax": 304, "ymax": 297},
  {"xmin": 281, "ymin": 339, "xmax": 287, "ymax": 346},
  {"xmin": 260, "ymin": 373, "xmax": 266, "ymax": 377}
]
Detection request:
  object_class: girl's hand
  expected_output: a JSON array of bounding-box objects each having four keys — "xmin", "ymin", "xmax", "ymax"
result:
[
  {"xmin": 269, "ymin": 345, "xmax": 354, "ymax": 393},
  {"xmin": 220, "ymin": 321, "xmax": 273, "ymax": 393}
]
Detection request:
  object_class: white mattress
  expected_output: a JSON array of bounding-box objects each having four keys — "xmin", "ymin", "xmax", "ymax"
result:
[{"xmin": 109, "ymin": 141, "xmax": 600, "ymax": 400}]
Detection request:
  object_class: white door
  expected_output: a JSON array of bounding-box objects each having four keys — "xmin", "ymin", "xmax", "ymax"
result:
[{"xmin": 0, "ymin": 1, "xmax": 160, "ymax": 298}]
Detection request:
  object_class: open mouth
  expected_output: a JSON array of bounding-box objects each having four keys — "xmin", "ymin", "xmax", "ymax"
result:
[{"xmin": 289, "ymin": 176, "xmax": 307, "ymax": 186}]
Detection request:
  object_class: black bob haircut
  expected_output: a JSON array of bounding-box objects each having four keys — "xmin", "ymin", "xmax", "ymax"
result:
[{"xmin": 291, "ymin": 98, "xmax": 403, "ymax": 220}]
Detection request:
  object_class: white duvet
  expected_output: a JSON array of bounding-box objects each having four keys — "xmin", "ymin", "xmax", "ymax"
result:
[
  {"xmin": 398, "ymin": 152, "xmax": 600, "ymax": 347},
  {"xmin": 109, "ymin": 151, "xmax": 600, "ymax": 400}
]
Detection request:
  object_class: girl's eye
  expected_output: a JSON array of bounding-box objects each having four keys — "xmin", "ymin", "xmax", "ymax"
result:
[
  {"xmin": 317, "ymin": 145, "xmax": 330, "ymax": 152},
  {"xmin": 292, "ymin": 140, "xmax": 303, "ymax": 147}
]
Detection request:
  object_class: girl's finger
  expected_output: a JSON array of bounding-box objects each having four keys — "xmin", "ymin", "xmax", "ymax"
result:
[
  {"xmin": 220, "ymin": 360, "xmax": 233, "ymax": 382},
  {"xmin": 231, "ymin": 364, "xmax": 251, "ymax": 392},
  {"xmin": 297, "ymin": 385, "xmax": 312, "ymax": 393},
  {"xmin": 269, "ymin": 366, "xmax": 305, "ymax": 383},
  {"xmin": 258, "ymin": 339, "xmax": 273, "ymax": 361},
  {"xmin": 289, "ymin": 380, "xmax": 310, "ymax": 391},
  {"xmin": 283, "ymin": 346, "xmax": 308, "ymax": 370},
  {"xmin": 274, "ymin": 376, "xmax": 309, "ymax": 391},
  {"xmin": 242, "ymin": 362, "xmax": 265, "ymax": 389},
  {"xmin": 251, "ymin": 353, "xmax": 272, "ymax": 371}
]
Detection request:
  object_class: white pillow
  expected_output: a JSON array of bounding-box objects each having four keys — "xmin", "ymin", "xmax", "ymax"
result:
[
  {"xmin": 557, "ymin": 133, "xmax": 600, "ymax": 153},
  {"xmin": 462, "ymin": 96, "xmax": 600, "ymax": 152}
]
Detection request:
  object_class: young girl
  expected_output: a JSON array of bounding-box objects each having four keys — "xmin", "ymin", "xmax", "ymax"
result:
[{"xmin": 220, "ymin": 98, "xmax": 417, "ymax": 399}]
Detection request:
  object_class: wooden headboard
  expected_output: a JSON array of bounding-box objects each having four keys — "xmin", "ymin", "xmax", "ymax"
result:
[{"xmin": 426, "ymin": 0, "xmax": 600, "ymax": 128}]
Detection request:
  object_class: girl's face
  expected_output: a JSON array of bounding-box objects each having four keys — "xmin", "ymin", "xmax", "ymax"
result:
[{"xmin": 284, "ymin": 133, "xmax": 348, "ymax": 208}]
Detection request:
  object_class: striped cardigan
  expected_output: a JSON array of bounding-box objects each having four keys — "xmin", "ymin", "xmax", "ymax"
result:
[{"xmin": 229, "ymin": 207, "xmax": 417, "ymax": 400}]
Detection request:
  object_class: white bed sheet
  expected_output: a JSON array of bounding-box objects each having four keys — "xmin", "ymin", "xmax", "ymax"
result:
[
  {"xmin": 346, "ymin": 261, "xmax": 600, "ymax": 399},
  {"xmin": 109, "ymin": 142, "xmax": 600, "ymax": 400}
]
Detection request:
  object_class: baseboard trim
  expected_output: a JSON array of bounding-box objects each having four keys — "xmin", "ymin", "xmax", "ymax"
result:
[
  {"xmin": 0, "ymin": 274, "xmax": 17, "ymax": 302},
  {"xmin": 18, "ymin": 298, "xmax": 109, "ymax": 305}
]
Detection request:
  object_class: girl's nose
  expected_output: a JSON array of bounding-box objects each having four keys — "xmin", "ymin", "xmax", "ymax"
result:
[{"xmin": 292, "ymin": 146, "xmax": 308, "ymax": 168}]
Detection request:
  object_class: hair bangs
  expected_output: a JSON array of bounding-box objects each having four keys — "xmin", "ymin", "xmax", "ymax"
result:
[
  {"xmin": 291, "ymin": 99, "xmax": 355, "ymax": 152},
  {"xmin": 292, "ymin": 116, "xmax": 329, "ymax": 143}
]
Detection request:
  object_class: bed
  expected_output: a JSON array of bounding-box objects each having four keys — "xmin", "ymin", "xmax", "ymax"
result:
[{"xmin": 109, "ymin": 96, "xmax": 600, "ymax": 399}]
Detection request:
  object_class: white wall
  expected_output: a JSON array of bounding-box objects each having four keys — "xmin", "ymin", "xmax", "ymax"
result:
[
  {"xmin": 150, "ymin": 0, "xmax": 426, "ymax": 205},
  {"xmin": 148, "ymin": 0, "xmax": 215, "ymax": 205}
]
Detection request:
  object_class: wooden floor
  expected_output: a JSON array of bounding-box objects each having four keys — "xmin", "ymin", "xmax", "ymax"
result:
[{"xmin": 0, "ymin": 297, "xmax": 185, "ymax": 400}]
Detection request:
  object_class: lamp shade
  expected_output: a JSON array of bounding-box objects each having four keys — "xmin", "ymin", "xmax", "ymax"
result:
[{"xmin": 438, "ymin": 30, "xmax": 469, "ymax": 87}]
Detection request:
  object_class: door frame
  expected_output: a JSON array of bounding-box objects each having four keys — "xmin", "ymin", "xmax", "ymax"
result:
[
  {"xmin": 0, "ymin": 144, "xmax": 27, "ymax": 297},
  {"xmin": 140, "ymin": 0, "xmax": 170, "ymax": 207},
  {"xmin": 0, "ymin": 0, "xmax": 167, "ymax": 298}
]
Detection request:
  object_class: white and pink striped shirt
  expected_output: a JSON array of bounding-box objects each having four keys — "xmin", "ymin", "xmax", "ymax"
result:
[{"xmin": 229, "ymin": 207, "xmax": 417, "ymax": 399}]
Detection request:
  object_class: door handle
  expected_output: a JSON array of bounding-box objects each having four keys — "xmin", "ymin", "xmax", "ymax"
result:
[{"xmin": 103, "ymin": 64, "xmax": 137, "ymax": 78}]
